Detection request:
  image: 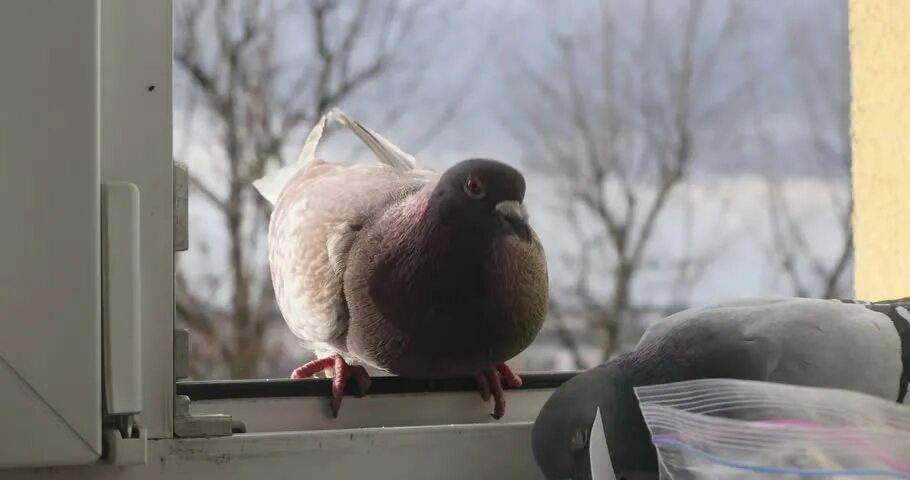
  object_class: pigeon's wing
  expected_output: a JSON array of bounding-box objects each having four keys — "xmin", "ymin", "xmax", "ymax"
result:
[
  {"xmin": 635, "ymin": 297, "xmax": 799, "ymax": 351},
  {"xmin": 253, "ymin": 107, "xmax": 420, "ymax": 207},
  {"xmin": 644, "ymin": 298, "xmax": 903, "ymax": 401},
  {"xmin": 255, "ymin": 107, "xmax": 435, "ymax": 352},
  {"xmin": 268, "ymin": 162, "xmax": 436, "ymax": 349},
  {"xmin": 746, "ymin": 299, "xmax": 903, "ymax": 400},
  {"xmin": 644, "ymin": 313, "xmax": 783, "ymax": 384}
]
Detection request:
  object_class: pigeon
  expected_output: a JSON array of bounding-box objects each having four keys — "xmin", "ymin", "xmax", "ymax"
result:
[
  {"xmin": 253, "ymin": 109, "xmax": 549, "ymax": 419},
  {"xmin": 531, "ymin": 297, "xmax": 910, "ymax": 480}
]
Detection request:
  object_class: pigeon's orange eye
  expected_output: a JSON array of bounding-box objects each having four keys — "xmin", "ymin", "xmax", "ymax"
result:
[{"xmin": 463, "ymin": 175, "xmax": 485, "ymax": 199}]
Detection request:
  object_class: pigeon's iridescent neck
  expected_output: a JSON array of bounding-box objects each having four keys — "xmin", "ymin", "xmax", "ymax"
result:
[
  {"xmin": 371, "ymin": 184, "xmax": 454, "ymax": 269},
  {"xmin": 397, "ymin": 185, "xmax": 435, "ymax": 229},
  {"xmin": 382, "ymin": 186, "xmax": 434, "ymax": 242},
  {"xmin": 374, "ymin": 180, "xmax": 492, "ymax": 282}
]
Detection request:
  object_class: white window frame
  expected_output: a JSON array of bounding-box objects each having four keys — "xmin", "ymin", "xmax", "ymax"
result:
[{"xmin": 99, "ymin": 0, "xmax": 176, "ymax": 442}]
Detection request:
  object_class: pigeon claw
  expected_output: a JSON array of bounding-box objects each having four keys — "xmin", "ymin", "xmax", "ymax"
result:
[
  {"xmin": 496, "ymin": 363, "xmax": 523, "ymax": 388},
  {"xmin": 475, "ymin": 363, "xmax": 523, "ymax": 420},
  {"xmin": 289, "ymin": 354, "xmax": 372, "ymax": 418},
  {"xmin": 348, "ymin": 364, "xmax": 372, "ymax": 398},
  {"xmin": 474, "ymin": 372, "xmax": 492, "ymax": 401},
  {"xmin": 290, "ymin": 357, "xmax": 335, "ymax": 379}
]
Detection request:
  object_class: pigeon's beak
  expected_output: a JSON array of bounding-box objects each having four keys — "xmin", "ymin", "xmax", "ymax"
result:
[{"xmin": 496, "ymin": 200, "xmax": 529, "ymax": 227}]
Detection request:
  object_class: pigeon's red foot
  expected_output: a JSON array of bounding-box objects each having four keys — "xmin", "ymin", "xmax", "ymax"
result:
[
  {"xmin": 290, "ymin": 354, "xmax": 372, "ymax": 418},
  {"xmin": 475, "ymin": 363, "xmax": 523, "ymax": 420}
]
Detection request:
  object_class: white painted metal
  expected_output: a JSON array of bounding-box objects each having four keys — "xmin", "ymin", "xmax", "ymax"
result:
[
  {"xmin": 102, "ymin": 183, "xmax": 143, "ymax": 416},
  {"xmin": 0, "ymin": 0, "xmax": 102, "ymax": 468},
  {"xmin": 99, "ymin": 0, "xmax": 174, "ymax": 438},
  {"xmin": 190, "ymin": 389, "xmax": 556, "ymax": 433},
  {"xmin": 3, "ymin": 423, "xmax": 546, "ymax": 480},
  {"xmin": 173, "ymin": 396, "xmax": 232, "ymax": 438},
  {"xmin": 173, "ymin": 329, "xmax": 190, "ymax": 380},
  {"xmin": 173, "ymin": 163, "xmax": 188, "ymax": 252}
]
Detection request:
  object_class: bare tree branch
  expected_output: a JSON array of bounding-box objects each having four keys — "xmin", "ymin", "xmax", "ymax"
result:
[{"xmin": 504, "ymin": 1, "xmax": 738, "ymax": 361}]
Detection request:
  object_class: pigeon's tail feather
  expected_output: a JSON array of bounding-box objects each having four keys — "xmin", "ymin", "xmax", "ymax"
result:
[
  {"xmin": 252, "ymin": 113, "xmax": 330, "ymax": 205},
  {"xmin": 330, "ymin": 108, "xmax": 418, "ymax": 172},
  {"xmin": 252, "ymin": 107, "xmax": 418, "ymax": 205}
]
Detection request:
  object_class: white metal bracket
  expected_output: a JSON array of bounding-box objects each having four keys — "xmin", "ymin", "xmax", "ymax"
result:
[
  {"xmin": 174, "ymin": 395, "xmax": 234, "ymax": 438},
  {"xmin": 174, "ymin": 162, "xmax": 188, "ymax": 252},
  {"xmin": 172, "ymin": 330, "xmax": 244, "ymax": 437},
  {"xmin": 174, "ymin": 328, "xmax": 190, "ymax": 381},
  {"xmin": 102, "ymin": 420, "xmax": 147, "ymax": 466}
]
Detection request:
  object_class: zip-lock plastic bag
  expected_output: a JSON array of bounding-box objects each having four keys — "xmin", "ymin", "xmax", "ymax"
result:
[{"xmin": 633, "ymin": 379, "xmax": 910, "ymax": 479}]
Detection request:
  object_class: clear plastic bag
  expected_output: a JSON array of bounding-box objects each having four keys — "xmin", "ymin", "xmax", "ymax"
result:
[{"xmin": 633, "ymin": 379, "xmax": 910, "ymax": 479}]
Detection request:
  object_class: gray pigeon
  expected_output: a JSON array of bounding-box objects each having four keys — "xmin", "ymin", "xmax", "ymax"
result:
[
  {"xmin": 254, "ymin": 109, "xmax": 549, "ymax": 418},
  {"xmin": 531, "ymin": 297, "xmax": 910, "ymax": 480}
]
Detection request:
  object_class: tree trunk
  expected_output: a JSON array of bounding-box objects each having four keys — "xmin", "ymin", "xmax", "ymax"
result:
[{"xmin": 603, "ymin": 261, "xmax": 633, "ymax": 360}]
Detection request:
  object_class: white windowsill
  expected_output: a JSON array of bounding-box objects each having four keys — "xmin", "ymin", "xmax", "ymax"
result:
[
  {"xmin": 10, "ymin": 395, "xmax": 550, "ymax": 480},
  {"xmin": 189, "ymin": 388, "xmax": 555, "ymax": 433}
]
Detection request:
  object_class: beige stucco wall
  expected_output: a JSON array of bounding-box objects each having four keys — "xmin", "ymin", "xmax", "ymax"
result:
[{"xmin": 850, "ymin": 0, "xmax": 910, "ymax": 300}]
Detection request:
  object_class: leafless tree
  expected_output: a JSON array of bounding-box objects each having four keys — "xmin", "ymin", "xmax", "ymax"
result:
[
  {"xmin": 173, "ymin": 0, "xmax": 454, "ymax": 379},
  {"xmin": 742, "ymin": 5, "xmax": 852, "ymax": 299},
  {"xmin": 504, "ymin": 0, "xmax": 743, "ymax": 365}
]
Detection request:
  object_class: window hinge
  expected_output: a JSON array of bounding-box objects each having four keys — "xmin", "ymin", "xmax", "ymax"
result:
[
  {"xmin": 174, "ymin": 161, "xmax": 188, "ymax": 252},
  {"xmin": 102, "ymin": 415, "xmax": 147, "ymax": 466}
]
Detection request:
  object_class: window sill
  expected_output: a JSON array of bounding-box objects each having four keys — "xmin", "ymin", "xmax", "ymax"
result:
[
  {"xmin": 9, "ymin": 375, "xmax": 571, "ymax": 478},
  {"xmin": 178, "ymin": 372, "xmax": 575, "ymax": 433}
]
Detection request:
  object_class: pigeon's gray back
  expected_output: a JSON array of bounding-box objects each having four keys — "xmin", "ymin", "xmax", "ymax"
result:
[
  {"xmin": 267, "ymin": 160, "xmax": 437, "ymax": 357},
  {"xmin": 637, "ymin": 297, "xmax": 903, "ymax": 401}
]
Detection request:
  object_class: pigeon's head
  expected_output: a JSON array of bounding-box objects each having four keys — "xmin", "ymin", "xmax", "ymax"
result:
[
  {"xmin": 532, "ymin": 362, "xmax": 658, "ymax": 480},
  {"xmin": 434, "ymin": 158, "xmax": 531, "ymax": 237}
]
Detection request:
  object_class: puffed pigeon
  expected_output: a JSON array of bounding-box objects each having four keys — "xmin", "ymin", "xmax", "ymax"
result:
[
  {"xmin": 253, "ymin": 109, "xmax": 549, "ymax": 418},
  {"xmin": 531, "ymin": 297, "xmax": 910, "ymax": 480}
]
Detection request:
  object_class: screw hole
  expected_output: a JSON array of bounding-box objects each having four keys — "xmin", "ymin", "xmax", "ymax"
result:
[{"xmin": 147, "ymin": 85, "xmax": 156, "ymax": 92}]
